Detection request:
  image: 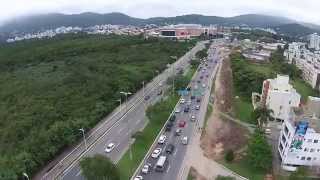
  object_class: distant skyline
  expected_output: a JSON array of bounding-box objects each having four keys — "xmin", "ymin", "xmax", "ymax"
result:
[{"xmin": 1, "ymin": 0, "xmax": 320, "ymax": 25}]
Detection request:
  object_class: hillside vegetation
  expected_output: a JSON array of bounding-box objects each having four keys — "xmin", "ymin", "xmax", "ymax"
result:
[{"xmin": 0, "ymin": 34, "xmax": 195, "ymax": 179}]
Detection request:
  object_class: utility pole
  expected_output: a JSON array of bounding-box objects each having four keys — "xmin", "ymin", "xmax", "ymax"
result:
[{"xmin": 79, "ymin": 128, "xmax": 87, "ymax": 150}]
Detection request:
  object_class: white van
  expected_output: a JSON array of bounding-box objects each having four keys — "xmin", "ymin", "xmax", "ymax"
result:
[{"xmin": 155, "ymin": 156, "xmax": 167, "ymax": 172}]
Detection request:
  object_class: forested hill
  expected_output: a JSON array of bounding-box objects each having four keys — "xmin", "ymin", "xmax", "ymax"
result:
[
  {"xmin": 0, "ymin": 12, "xmax": 295, "ymax": 33},
  {"xmin": 0, "ymin": 34, "xmax": 195, "ymax": 179}
]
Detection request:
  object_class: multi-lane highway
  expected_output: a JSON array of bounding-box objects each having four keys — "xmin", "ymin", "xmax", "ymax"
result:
[
  {"xmin": 38, "ymin": 41, "xmax": 207, "ymax": 180},
  {"xmin": 132, "ymin": 40, "xmax": 224, "ymax": 180}
]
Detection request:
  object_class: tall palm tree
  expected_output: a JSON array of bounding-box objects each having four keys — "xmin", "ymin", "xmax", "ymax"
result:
[{"xmin": 252, "ymin": 107, "xmax": 273, "ymax": 130}]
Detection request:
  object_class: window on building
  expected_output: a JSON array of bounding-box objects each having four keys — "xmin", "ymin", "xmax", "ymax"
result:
[
  {"xmin": 310, "ymin": 148, "xmax": 315, "ymax": 152},
  {"xmin": 318, "ymin": 149, "xmax": 320, "ymax": 152},
  {"xmin": 301, "ymin": 156, "xmax": 306, "ymax": 160},
  {"xmin": 304, "ymin": 148, "xmax": 309, "ymax": 152},
  {"xmin": 289, "ymin": 101, "xmax": 291, "ymax": 105},
  {"xmin": 314, "ymin": 140, "xmax": 318, "ymax": 143},
  {"xmin": 307, "ymin": 157, "xmax": 312, "ymax": 161},
  {"xmin": 314, "ymin": 157, "xmax": 317, "ymax": 160},
  {"xmin": 308, "ymin": 139, "xmax": 313, "ymax": 143}
]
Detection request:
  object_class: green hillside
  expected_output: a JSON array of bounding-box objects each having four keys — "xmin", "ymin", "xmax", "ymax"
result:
[{"xmin": 0, "ymin": 34, "xmax": 195, "ymax": 179}]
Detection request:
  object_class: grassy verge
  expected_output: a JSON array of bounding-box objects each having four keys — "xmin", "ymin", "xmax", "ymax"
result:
[
  {"xmin": 117, "ymin": 93, "xmax": 179, "ymax": 180},
  {"xmin": 187, "ymin": 169, "xmax": 194, "ymax": 180},
  {"xmin": 291, "ymin": 78, "xmax": 319, "ymax": 102},
  {"xmin": 219, "ymin": 157, "xmax": 266, "ymax": 180},
  {"xmin": 234, "ymin": 96, "xmax": 253, "ymax": 124},
  {"xmin": 204, "ymin": 104, "xmax": 213, "ymax": 127}
]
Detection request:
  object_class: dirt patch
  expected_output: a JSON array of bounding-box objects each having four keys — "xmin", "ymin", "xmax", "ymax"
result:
[
  {"xmin": 189, "ymin": 166, "xmax": 207, "ymax": 180},
  {"xmin": 201, "ymin": 54, "xmax": 248, "ymax": 160}
]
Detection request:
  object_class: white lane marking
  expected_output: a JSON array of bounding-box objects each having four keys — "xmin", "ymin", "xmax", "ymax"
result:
[
  {"xmin": 166, "ymin": 164, "xmax": 171, "ymax": 173},
  {"xmin": 76, "ymin": 170, "xmax": 82, "ymax": 176}
]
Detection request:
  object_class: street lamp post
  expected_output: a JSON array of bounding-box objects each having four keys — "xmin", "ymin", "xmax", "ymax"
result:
[
  {"xmin": 79, "ymin": 128, "xmax": 87, "ymax": 150},
  {"xmin": 116, "ymin": 99, "xmax": 122, "ymax": 113},
  {"xmin": 120, "ymin": 91, "xmax": 133, "ymax": 177},
  {"xmin": 23, "ymin": 173, "xmax": 29, "ymax": 180}
]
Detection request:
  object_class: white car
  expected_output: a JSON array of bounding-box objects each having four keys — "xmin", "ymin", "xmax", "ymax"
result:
[
  {"xmin": 182, "ymin": 136, "xmax": 188, "ymax": 145},
  {"xmin": 141, "ymin": 164, "xmax": 150, "ymax": 174},
  {"xmin": 191, "ymin": 115, "xmax": 196, "ymax": 121},
  {"xmin": 158, "ymin": 135, "xmax": 166, "ymax": 144},
  {"xmin": 134, "ymin": 175, "xmax": 143, "ymax": 180},
  {"xmin": 175, "ymin": 108, "xmax": 181, "ymax": 113},
  {"xmin": 104, "ymin": 143, "xmax": 115, "ymax": 153},
  {"xmin": 151, "ymin": 148, "xmax": 162, "ymax": 158},
  {"xmin": 202, "ymin": 83, "xmax": 206, "ymax": 88},
  {"xmin": 180, "ymin": 98, "xmax": 185, "ymax": 104},
  {"xmin": 195, "ymin": 105, "xmax": 200, "ymax": 110},
  {"xmin": 187, "ymin": 100, "xmax": 192, "ymax": 106}
]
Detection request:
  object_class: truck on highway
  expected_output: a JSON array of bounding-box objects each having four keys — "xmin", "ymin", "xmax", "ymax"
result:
[{"xmin": 155, "ymin": 156, "xmax": 168, "ymax": 172}]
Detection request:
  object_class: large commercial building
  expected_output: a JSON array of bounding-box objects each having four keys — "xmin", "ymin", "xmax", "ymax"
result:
[
  {"xmin": 309, "ymin": 33, "xmax": 320, "ymax": 50},
  {"xmin": 158, "ymin": 24, "xmax": 221, "ymax": 40},
  {"xmin": 284, "ymin": 42, "xmax": 320, "ymax": 90},
  {"xmin": 278, "ymin": 97, "xmax": 320, "ymax": 170},
  {"xmin": 260, "ymin": 75, "xmax": 301, "ymax": 121}
]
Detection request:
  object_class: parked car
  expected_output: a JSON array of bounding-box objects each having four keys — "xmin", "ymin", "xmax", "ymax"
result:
[
  {"xmin": 134, "ymin": 175, "xmax": 144, "ymax": 180},
  {"xmin": 151, "ymin": 148, "xmax": 162, "ymax": 158},
  {"xmin": 141, "ymin": 163, "xmax": 151, "ymax": 174},
  {"xmin": 175, "ymin": 128, "xmax": 182, "ymax": 136},
  {"xmin": 166, "ymin": 144, "xmax": 175, "ymax": 154},
  {"xmin": 169, "ymin": 115, "xmax": 176, "ymax": 122},
  {"xmin": 178, "ymin": 120, "xmax": 186, "ymax": 128},
  {"xmin": 104, "ymin": 143, "xmax": 115, "ymax": 153},
  {"xmin": 175, "ymin": 108, "xmax": 181, "ymax": 113},
  {"xmin": 158, "ymin": 135, "xmax": 166, "ymax": 144},
  {"xmin": 165, "ymin": 122, "xmax": 174, "ymax": 132}
]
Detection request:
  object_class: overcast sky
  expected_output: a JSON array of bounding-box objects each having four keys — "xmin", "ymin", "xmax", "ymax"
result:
[{"xmin": 1, "ymin": 0, "xmax": 320, "ymax": 25}]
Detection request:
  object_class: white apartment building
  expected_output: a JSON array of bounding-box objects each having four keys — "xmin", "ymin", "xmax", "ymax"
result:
[
  {"xmin": 309, "ymin": 33, "xmax": 320, "ymax": 50},
  {"xmin": 260, "ymin": 75, "xmax": 301, "ymax": 121},
  {"xmin": 278, "ymin": 96, "xmax": 320, "ymax": 170},
  {"xmin": 284, "ymin": 42, "xmax": 320, "ymax": 90}
]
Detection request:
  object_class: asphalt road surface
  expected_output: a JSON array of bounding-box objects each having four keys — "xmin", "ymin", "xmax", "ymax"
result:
[
  {"xmin": 39, "ymin": 41, "xmax": 207, "ymax": 180},
  {"xmin": 132, "ymin": 40, "xmax": 224, "ymax": 180}
]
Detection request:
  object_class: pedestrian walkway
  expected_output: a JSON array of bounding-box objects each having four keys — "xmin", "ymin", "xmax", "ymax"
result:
[{"xmin": 217, "ymin": 110, "xmax": 256, "ymax": 134}]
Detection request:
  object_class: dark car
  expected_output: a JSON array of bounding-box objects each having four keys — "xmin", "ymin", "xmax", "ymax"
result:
[
  {"xmin": 196, "ymin": 98, "xmax": 201, "ymax": 103},
  {"xmin": 157, "ymin": 90, "xmax": 162, "ymax": 95},
  {"xmin": 200, "ymin": 76, "xmax": 203, "ymax": 79},
  {"xmin": 166, "ymin": 144, "xmax": 175, "ymax": 154},
  {"xmin": 186, "ymin": 87, "xmax": 191, "ymax": 91},
  {"xmin": 197, "ymin": 80, "xmax": 201, "ymax": 83},
  {"xmin": 169, "ymin": 115, "xmax": 176, "ymax": 122},
  {"xmin": 166, "ymin": 121, "xmax": 174, "ymax": 131},
  {"xmin": 184, "ymin": 107, "xmax": 190, "ymax": 113},
  {"xmin": 191, "ymin": 96, "xmax": 195, "ymax": 100},
  {"xmin": 144, "ymin": 95, "xmax": 150, "ymax": 100},
  {"xmin": 175, "ymin": 128, "xmax": 182, "ymax": 136}
]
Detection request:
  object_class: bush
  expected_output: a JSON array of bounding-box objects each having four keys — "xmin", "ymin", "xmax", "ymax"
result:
[{"xmin": 225, "ymin": 149, "xmax": 235, "ymax": 162}]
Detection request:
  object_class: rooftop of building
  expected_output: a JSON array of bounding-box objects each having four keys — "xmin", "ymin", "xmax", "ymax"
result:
[
  {"xmin": 289, "ymin": 96, "xmax": 320, "ymax": 132},
  {"xmin": 268, "ymin": 75, "xmax": 298, "ymax": 93}
]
